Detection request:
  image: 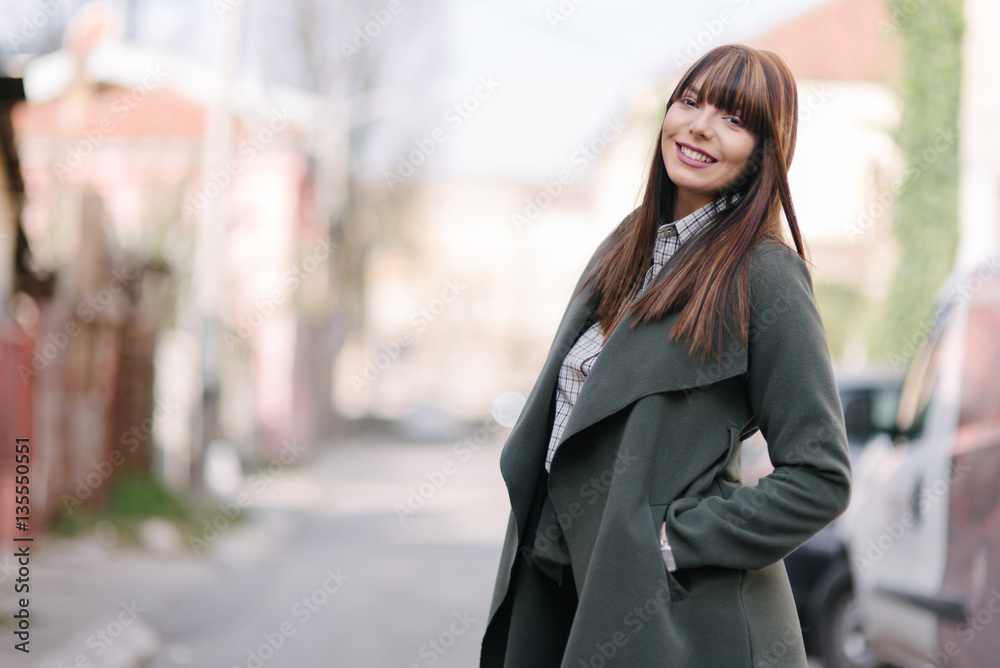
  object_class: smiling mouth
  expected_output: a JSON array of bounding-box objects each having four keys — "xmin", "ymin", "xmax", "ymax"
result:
[{"xmin": 677, "ymin": 143, "xmax": 717, "ymax": 163}]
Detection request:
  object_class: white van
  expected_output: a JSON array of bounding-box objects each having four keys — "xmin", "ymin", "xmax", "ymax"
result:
[{"xmin": 845, "ymin": 252, "xmax": 1000, "ymax": 668}]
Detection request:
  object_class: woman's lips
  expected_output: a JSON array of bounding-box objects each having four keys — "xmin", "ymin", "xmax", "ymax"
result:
[{"xmin": 675, "ymin": 142, "xmax": 717, "ymax": 168}]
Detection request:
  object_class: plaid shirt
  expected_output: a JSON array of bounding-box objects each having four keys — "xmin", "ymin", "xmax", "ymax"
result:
[{"xmin": 544, "ymin": 201, "xmax": 724, "ymax": 472}]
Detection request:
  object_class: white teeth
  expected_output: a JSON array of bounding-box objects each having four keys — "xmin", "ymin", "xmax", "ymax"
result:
[{"xmin": 679, "ymin": 145, "xmax": 715, "ymax": 163}]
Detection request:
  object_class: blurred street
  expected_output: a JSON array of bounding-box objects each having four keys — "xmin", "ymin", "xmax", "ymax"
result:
[{"xmin": 0, "ymin": 433, "xmax": 511, "ymax": 668}]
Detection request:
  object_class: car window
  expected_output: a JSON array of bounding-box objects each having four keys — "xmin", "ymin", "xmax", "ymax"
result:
[
  {"xmin": 870, "ymin": 386, "xmax": 901, "ymax": 433},
  {"xmin": 840, "ymin": 384, "xmax": 902, "ymax": 446},
  {"xmin": 895, "ymin": 314, "xmax": 953, "ymax": 439},
  {"xmin": 842, "ymin": 390, "xmax": 873, "ymax": 445}
]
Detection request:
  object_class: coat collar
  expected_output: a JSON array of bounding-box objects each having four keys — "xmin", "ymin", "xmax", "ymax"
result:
[
  {"xmin": 557, "ymin": 260, "xmax": 747, "ymax": 448},
  {"xmin": 500, "ymin": 247, "xmax": 748, "ymax": 509}
]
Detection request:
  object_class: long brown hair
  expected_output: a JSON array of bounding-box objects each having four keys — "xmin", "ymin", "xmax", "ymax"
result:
[{"xmin": 578, "ymin": 45, "xmax": 805, "ymax": 363}]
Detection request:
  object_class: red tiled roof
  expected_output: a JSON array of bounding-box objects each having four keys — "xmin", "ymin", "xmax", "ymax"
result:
[
  {"xmin": 748, "ymin": 0, "xmax": 900, "ymax": 82},
  {"xmin": 13, "ymin": 85, "xmax": 206, "ymax": 138}
]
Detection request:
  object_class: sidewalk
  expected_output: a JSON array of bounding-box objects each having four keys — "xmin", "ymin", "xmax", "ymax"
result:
[
  {"xmin": 0, "ymin": 498, "xmax": 312, "ymax": 668},
  {"xmin": 0, "ymin": 530, "xmax": 207, "ymax": 668}
]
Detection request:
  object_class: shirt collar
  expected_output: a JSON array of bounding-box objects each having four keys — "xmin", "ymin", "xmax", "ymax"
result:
[{"xmin": 658, "ymin": 197, "xmax": 731, "ymax": 245}]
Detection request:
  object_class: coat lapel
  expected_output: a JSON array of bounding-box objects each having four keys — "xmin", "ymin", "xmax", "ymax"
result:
[
  {"xmin": 557, "ymin": 257, "xmax": 747, "ymax": 451},
  {"xmin": 556, "ymin": 308, "xmax": 745, "ymax": 449}
]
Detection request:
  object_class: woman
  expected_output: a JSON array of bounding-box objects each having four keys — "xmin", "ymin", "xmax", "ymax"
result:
[{"xmin": 479, "ymin": 45, "xmax": 851, "ymax": 667}]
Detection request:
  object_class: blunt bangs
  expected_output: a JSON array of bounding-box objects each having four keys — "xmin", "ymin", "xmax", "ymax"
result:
[{"xmin": 671, "ymin": 48, "xmax": 771, "ymax": 139}]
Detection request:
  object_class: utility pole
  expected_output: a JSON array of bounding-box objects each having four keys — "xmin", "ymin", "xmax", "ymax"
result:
[{"xmin": 190, "ymin": 2, "xmax": 243, "ymax": 492}]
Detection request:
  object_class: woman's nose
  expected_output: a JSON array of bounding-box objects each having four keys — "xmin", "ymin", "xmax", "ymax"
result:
[{"xmin": 688, "ymin": 109, "xmax": 713, "ymax": 137}]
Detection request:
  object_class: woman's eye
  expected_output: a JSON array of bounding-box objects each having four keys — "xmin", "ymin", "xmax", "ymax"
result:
[
  {"xmin": 727, "ymin": 116, "xmax": 743, "ymax": 127},
  {"xmin": 680, "ymin": 97, "xmax": 696, "ymax": 107}
]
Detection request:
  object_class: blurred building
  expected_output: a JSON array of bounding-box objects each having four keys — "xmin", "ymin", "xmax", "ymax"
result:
[{"xmin": 8, "ymin": 5, "xmax": 329, "ymax": 519}]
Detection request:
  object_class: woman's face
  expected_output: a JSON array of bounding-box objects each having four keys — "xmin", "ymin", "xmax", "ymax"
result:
[{"xmin": 661, "ymin": 77, "xmax": 757, "ymax": 217}]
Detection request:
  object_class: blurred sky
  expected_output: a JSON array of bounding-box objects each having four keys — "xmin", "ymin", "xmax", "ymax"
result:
[{"xmin": 0, "ymin": 0, "xmax": 835, "ymax": 180}]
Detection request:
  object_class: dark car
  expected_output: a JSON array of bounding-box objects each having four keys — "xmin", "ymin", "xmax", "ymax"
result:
[{"xmin": 741, "ymin": 370, "xmax": 903, "ymax": 668}]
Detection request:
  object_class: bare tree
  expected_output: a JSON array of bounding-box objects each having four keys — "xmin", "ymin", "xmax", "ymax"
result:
[{"xmin": 276, "ymin": 0, "xmax": 446, "ymax": 438}]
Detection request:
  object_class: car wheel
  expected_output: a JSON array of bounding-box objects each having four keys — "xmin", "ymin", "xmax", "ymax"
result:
[{"xmin": 821, "ymin": 583, "xmax": 877, "ymax": 668}]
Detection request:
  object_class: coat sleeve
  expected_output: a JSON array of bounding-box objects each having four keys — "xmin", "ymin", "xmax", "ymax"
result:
[{"xmin": 663, "ymin": 242, "xmax": 852, "ymax": 571}]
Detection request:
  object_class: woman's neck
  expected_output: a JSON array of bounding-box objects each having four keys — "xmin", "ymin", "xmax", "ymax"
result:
[{"xmin": 672, "ymin": 191, "xmax": 712, "ymax": 222}]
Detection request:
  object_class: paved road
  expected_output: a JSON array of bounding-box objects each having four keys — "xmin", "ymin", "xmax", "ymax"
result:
[
  {"xmin": 2, "ymin": 433, "xmax": 823, "ymax": 667},
  {"xmin": 146, "ymin": 435, "xmax": 511, "ymax": 668}
]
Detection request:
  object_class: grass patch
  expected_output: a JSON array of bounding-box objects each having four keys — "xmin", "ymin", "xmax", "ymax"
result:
[{"xmin": 49, "ymin": 474, "xmax": 234, "ymax": 548}]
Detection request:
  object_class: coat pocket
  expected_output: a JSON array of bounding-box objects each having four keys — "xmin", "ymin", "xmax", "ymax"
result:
[{"xmin": 649, "ymin": 503, "xmax": 689, "ymax": 601}]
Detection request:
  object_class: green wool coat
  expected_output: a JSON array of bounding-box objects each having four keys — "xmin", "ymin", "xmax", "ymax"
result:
[{"xmin": 480, "ymin": 237, "xmax": 852, "ymax": 667}]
